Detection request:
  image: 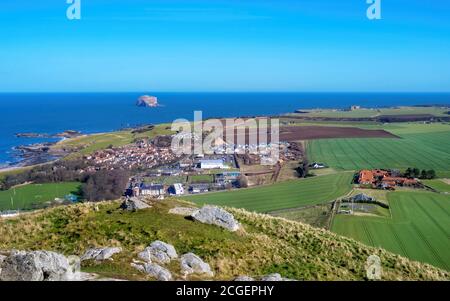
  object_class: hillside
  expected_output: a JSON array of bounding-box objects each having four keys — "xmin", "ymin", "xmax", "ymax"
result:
[{"xmin": 0, "ymin": 198, "xmax": 448, "ymax": 281}]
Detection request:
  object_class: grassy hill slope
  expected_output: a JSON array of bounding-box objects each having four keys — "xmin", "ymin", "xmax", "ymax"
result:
[{"xmin": 0, "ymin": 198, "xmax": 447, "ymax": 280}]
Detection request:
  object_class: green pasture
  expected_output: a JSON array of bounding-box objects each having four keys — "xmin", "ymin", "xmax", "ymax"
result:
[
  {"xmin": 332, "ymin": 191, "xmax": 450, "ymax": 271},
  {"xmin": 182, "ymin": 172, "xmax": 353, "ymax": 213}
]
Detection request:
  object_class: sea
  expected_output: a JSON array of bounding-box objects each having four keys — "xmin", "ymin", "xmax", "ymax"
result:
[{"xmin": 0, "ymin": 92, "xmax": 449, "ymax": 167}]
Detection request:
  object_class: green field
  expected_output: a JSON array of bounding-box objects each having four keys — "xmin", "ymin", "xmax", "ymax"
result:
[
  {"xmin": 55, "ymin": 124, "xmax": 174, "ymax": 158},
  {"xmin": 332, "ymin": 191, "xmax": 450, "ymax": 271},
  {"xmin": 294, "ymin": 107, "xmax": 449, "ymax": 118},
  {"xmin": 188, "ymin": 174, "xmax": 214, "ymax": 184},
  {"xmin": 308, "ymin": 123, "xmax": 450, "ymax": 175},
  {"xmin": 182, "ymin": 172, "xmax": 353, "ymax": 212},
  {"xmin": 0, "ymin": 182, "xmax": 81, "ymax": 211},
  {"xmin": 422, "ymin": 179, "xmax": 450, "ymax": 193}
]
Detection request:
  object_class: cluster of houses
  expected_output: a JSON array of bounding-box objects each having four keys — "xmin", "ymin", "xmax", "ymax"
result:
[
  {"xmin": 84, "ymin": 140, "xmax": 180, "ymax": 171},
  {"xmin": 358, "ymin": 169, "xmax": 418, "ymax": 190},
  {"xmin": 127, "ymin": 170, "xmax": 242, "ymax": 198}
]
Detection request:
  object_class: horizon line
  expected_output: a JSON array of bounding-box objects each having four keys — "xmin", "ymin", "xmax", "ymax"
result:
[{"xmin": 1, "ymin": 91, "xmax": 450, "ymax": 94}]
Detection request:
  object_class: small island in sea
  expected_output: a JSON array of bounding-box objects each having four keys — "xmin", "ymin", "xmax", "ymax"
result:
[{"xmin": 136, "ymin": 95, "xmax": 159, "ymax": 107}]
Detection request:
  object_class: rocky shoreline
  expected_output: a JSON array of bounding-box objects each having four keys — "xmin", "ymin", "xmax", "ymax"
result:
[{"xmin": 15, "ymin": 130, "xmax": 82, "ymax": 139}]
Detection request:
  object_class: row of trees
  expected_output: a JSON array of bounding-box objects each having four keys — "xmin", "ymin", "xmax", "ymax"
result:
[
  {"xmin": 405, "ymin": 168, "xmax": 436, "ymax": 179},
  {"xmin": 0, "ymin": 159, "xmax": 130, "ymax": 202},
  {"xmin": 0, "ymin": 159, "xmax": 89, "ymax": 190}
]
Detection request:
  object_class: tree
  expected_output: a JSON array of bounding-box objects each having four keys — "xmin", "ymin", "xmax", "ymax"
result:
[
  {"xmin": 405, "ymin": 168, "xmax": 412, "ymax": 178},
  {"xmin": 237, "ymin": 175, "xmax": 249, "ymax": 188},
  {"xmin": 426, "ymin": 170, "xmax": 436, "ymax": 179},
  {"xmin": 82, "ymin": 169, "xmax": 130, "ymax": 201},
  {"xmin": 420, "ymin": 170, "xmax": 427, "ymax": 179},
  {"xmin": 412, "ymin": 168, "xmax": 420, "ymax": 178}
]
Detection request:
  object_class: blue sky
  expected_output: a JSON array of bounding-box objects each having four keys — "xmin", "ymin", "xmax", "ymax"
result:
[{"xmin": 0, "ymin": 0, "xmax": 449, "ymax": 92}]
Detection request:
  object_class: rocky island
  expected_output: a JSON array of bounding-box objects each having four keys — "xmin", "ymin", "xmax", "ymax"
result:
[{"xmin": 136, "ymin": 95, "xmax": 159, "ymax": 107}]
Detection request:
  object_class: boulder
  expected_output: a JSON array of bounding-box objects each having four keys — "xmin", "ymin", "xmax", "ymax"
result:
[
  {"xmin": 180, "ymin": 253, "xmax": 213, "ymax": 277},
  {"xmin": 138, "ymin": 241, "xmax": 178, "ymax": 264},
  {"xmin": 169, "ymin": 207, "xmax": 198, "ymax": 216},
  {"xmin": 0, "ymin": 250, "xmax": 78, "ymax": 281},
  {"xmin": 234, "ymin": 275, "xmax": 255, "ymax": 281},
  {"xmin": 260, "ymin": 273, "xmax": 283, "ymax": 281},
  {"xmin": 81, "ymin": 247, "xmax": 122, "ymax": 261},
  {"xmin": 121, "ymin": 197, "xmax": 150, "ymax": 211},
  {"xmin": 260, "ymin": 273, "xmax": 296, "ymax": 281},
  {"xmin": 191, "ymin": 206, "xmax": 240, "ymax": 232},
  {"xmin": 131, "ymin": 262, "xmax": 172, "ymax": 281}
]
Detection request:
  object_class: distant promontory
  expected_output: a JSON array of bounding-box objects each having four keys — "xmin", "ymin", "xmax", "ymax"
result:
[{"xmin": 136, "ymin": 95, "xmax": 159, "ymax": 107}]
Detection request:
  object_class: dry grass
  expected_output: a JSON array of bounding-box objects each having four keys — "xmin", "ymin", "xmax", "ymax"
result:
[{"xmin": 0, "ymin": 199, "xmax": 448, "ymax": 281}]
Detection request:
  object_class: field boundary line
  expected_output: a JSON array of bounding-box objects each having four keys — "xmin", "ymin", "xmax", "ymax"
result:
[
  {"xmin": 411, "ymin": 197, "xmax": 449, "ymax": 237},
  {"xmin": 411, "ymin": 223, "xmax": 448, "ymax": 271}
]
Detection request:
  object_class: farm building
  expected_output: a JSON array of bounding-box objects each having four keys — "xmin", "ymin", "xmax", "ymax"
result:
[
  {"xmin": 189, "ymin": 184, "xmax": 209, "ymax": 194},
  {"xmin": 357, "ymin": 169, "xmax": 418, "ymax": 189},
  {"xmin": 200, "ymin": 159, "xmax": 225, "ymax": 169},
  {"xmin": 351, "ymin": 193, "xmax": 374, "ymax": 202},
  {"xmin": 138, "ymin": 183, "xmax": 165, "ymax": 196},
  {"xmin": 310, "ymin": 162, "xmax": 326, "ymax": 169},
  {"xmin": 217, "ymin": 171, "xmax": 241, "ymax": 180},
  {"xmin": 169, "ymin": 183, "xmax": 184, "ymax": 195}
]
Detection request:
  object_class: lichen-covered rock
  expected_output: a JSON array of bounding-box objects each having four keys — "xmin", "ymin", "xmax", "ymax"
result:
[
  {"xmin": 168, "ymin": 207, "xmax": 198, "ymax": 216},
  {"xmin": 180, "ymin": 253, "xmax": 213, "ymax": 277},
  {"xmin": 131, "ymin": 262, "xmax": 172, "ymax": 281},
  {"xmin": 261, "ymin": 273, "xmax": 283, "ymax": 281},
  {"xmin": 121, "ymin": 197, "xmax": 151, "ymax": 211},
  {"xmin": 0, "ymin": 250, "xmax": 78, "ymax": 281},
  {"xmin": 138, "ymin": 241, "xmax": 178, "ymax": 264},
  {"xmin": 234, "ymin": 275, "xmax": 255, "ymax": 281},
  {"xmin": 191, "ymin": 206, "xmax": 240, "ymax": 231},
  {"xmin": 260, "ymin": 273, "xmax": 296, "ymax": 281},
  {"xmin": 81, "ymin": 247, "xmax": 122, "ymax": 261}
]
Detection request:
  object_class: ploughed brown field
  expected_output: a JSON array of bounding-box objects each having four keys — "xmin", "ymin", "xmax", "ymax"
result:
[
  {"xmin": 278, "ymin": 126, "xmax": 398, "ymax": 141},
  {"xmin": 220, "ymin": 125, "xmax": 398, "ymax": 143}
]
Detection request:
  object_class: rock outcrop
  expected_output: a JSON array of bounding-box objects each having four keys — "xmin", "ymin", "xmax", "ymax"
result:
[
  {"xmin": 138, "ymin": 241, "xmax": 178, "ymax": 264},
  {"xmin": 81, "ymin": 247, "xmax": 122, "ymax": 261},
  {"xmin": 131, "ymin": 262, "xmax": 172, "ymax": 281},
  {"xmin": 180, "ymin": 253, "xmax": 213, "ymax": 277},
  {"xmin": 168, "ymin": 207, "xmax": 198, "ymax": 216},
  {"xmin": 121, "ymin": 197, "xmax": 151, "ymax": 211},
  {"xmin": 234, "ymin": 275, "xmax": 255, "ymax": 281},
  {"xmin": 191, "ymin": 206, "xmax": 240, "ymax": 232},
  {"xmin": 136, "ymin": 95, "xmax": 158, "ymax": 107},
  {"xmin": 260, "ymin": 273, "xmax": 295, "ymax": 281},
  {"xmin": 0, "ymin": 250, "xmax": 79, "ymax": 281}
]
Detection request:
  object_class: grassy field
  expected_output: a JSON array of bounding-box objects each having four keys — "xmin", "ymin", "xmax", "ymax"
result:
[
  {"xmin": 308, "ymin": 123, "xmax": 450, "ymax": 176},
  {"xmin": 0, "ymin": 182, "xmax": 81, "ymax": 211},
  {"xmin": 294, "ymin": 107, "xmax": 449, "ymax": 118},
  {"xmin": 182, "ymin": 172, "xmax": 354, "ymax": 212},
  {"xmin": 0, "ymin": 198, "xmax": 447, "ymax": 280},
  {"xmin": 188, "ymin": 174, "xmax": 214, "ymax": 184},
  {"xmin": 54, "ymin": 124, "xmax": 174, "ymax": 158},
  {"xmin": 269, "ymin": 203, "xmax": 333, "ymax": 229},
  {"xmin": 332, "ymin": 191, "xmax": 450, "ymax": 271},
  {"xmin": 422, "ymin": 179, "xmax": 450, "ymax": 193}
]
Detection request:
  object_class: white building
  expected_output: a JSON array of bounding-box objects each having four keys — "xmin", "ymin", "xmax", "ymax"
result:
[
  {"xmin": 200, "ymin": 159, "xmax": 225, "ymax": 169},
  {"xmin": 170, "ymin": 183, "xmax": 184, "ymax": 195},
  {"xmin": 139, "ymin": 183, "xmax": 165, "ymax": 196}
]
